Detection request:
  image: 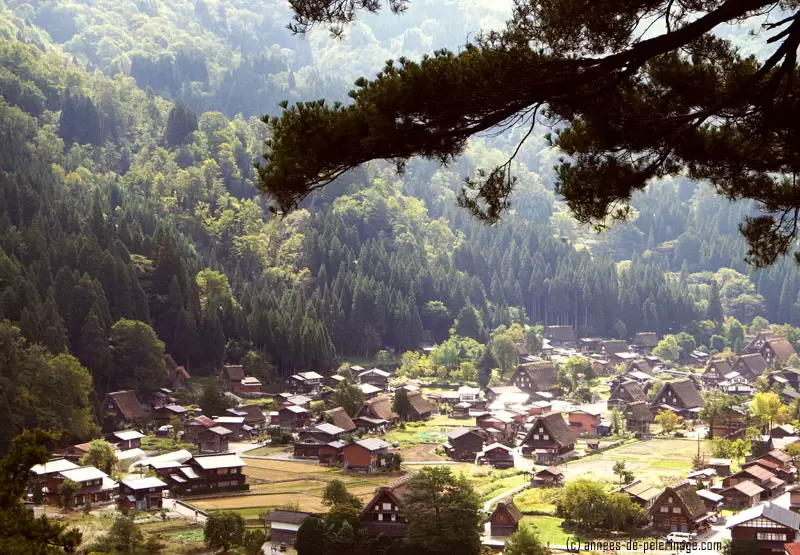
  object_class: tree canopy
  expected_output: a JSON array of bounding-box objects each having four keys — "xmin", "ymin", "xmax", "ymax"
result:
[{"xmin": 263, "ymin": 0, "xmax": 800, "ymax": 268}]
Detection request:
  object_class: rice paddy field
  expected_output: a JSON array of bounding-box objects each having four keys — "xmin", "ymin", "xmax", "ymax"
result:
[
  {"xmin": 191, "ymin": 458, "xmax": 407, "ymax": 515},
  {"xmin": 560, "ymin": 437, "xmax": 710, "ymax": 486}
]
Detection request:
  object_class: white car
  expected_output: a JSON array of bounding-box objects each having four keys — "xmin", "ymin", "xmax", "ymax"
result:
[{"xmin": 665, "ymin": 532, "xmax": 696, "ymax": 544}]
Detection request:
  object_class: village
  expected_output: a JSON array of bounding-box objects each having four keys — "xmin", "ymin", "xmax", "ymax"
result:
[{"xmin": 23, "ymin": 327, "xmax": 800, "ymax": 554}]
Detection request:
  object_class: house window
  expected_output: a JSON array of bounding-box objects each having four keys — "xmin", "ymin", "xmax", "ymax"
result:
[
  {"xmin": 660, "ymin": 507, "xmax": 669, "ymax": 513},
  {"xmin": 756, "ymin": 533, "xmax": 786, "ymax": 541},
  {"xmin": 667, "ymin": 497, "xmax": 673, "ymax": 503},
  {"xmin": 391, "ymin": 514, "xmax": 396, "ymax": 522},
  {"xmin": 543, "ymin": 434, "xmax": 549, "ymax": 440},
  {"xmin": 382, "ymin": 503, "xmax": 391, "ymax": 510},
  {"xmin": 672, "ymin": 507, "xmax": 681, "ymax": 514},
  {"xmin": 534, "ymin": 434, "xmax": 540, "ymax": 440},
  {"xmin": 378, "ymin": 514, "xmax": 383, "ymax": 521}
]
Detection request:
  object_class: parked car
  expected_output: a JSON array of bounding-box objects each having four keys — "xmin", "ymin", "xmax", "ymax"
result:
[
  {"xmin": 665, "ymin": 532, "xmax": 696, "ymax": 544},
  {"xmin": 155, "ymin": 425, "xmax": 173, "ymax": 437}
]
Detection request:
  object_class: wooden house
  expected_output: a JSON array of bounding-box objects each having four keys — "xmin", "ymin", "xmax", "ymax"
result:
[
  {"xmin": 745, "ymin": 331, "xmax": 779, "ymax": 354},
  {"xmin": 358, "ymin": 368, "xmax": 391, "ymax": 390},
  {"xmin": 696, "ymin": 489, "xmax": 724, "ymax": 513},
  {"xmin": 318, "ymin": 441, "xmax": 346, "ymax": 465},
  {"xmin": 117, "ymin": 477, "xmax": 167, "ymax": 511},
  {"xmin": 609, "ymin": 352, "xmax": 638, "ymax": 366},
  {"xmin": 194, "ymin": 425, "xmax": 232, "ymax": 453},
  {"xmin": 723, "ymin": 466, "xmax": 785, "ymax": 500},
  {"xmin": 702, "ymin": 358, "xmax": 732, "ymax": 389},
  {"xmin": 579, "ymin": 337, "xmax": 604, "ymax": 353},
  {"xmin": 358, "ymin": 383, "xmax": 382, "ymax": 399},
  {"xmin": 236, "ymin": 376, "xmax": 262, "ymax": 395},
  {"xmin": 620, "ymin": 480, "xmax": 660, "ymax": 510},
  {"xmin": 543, "ymin": 326, "xmax": 576, "ymax": 348},
  {"xmin": 177, "ymin": 453, "xmax": 248, "ymax": 494},
  {"xmin": 650, "ymin": 379, "xmax": 704, "ymax": 419},
  {"xmin": 507, "ymin": 361, "xmax": 559, "ymax": 395},
  {"xmin": 443, "ymin": 428, "xmax": 487, "ymax": 461},
  {"xmin": 743, "ymin": 458, "xmax": 795, "ymax": 485},
  {"xmin": 290, "ymin": 371, "xmax": 324, "ymax": 395},
  {"xmin": 760, "ymin": 338, "xmax": 797, "ymax": 366},
  {"xmin": 323, "ymin": 407, "xmax": 357, "ymax": 432},
  {"xmin": 488, "ymin": 498, "xmax": 522, "ymax": 537},
  {"xmin": 108, "ymin": 429, "xmax": 144, "ymax": 451},
  {"xmin": 727, "ymin": 502, "xmax": 800, "ymax": 555},
  {"xmin": 771, "ymin": 424, "xmax": 796, "ymax": 439},
  {"xmin": 632, "ymin": 332, "xmax": 659, "ymax": 354},
  {"xmin": 227, "ymin": 405, "xmax": 266, "ymax": 431},
  {"xmin": 790, "ymin": 490, "xmax": 800, "ymax": 513},
  {"xmin": 293, "ymin": 437, "xmax": 326, "ymax": 459},
  {"xmin": 477, "ymin": 443, "xmax": 515, "ymax": 469},
  {"xmin": 710, "ymin": 407, "xmax": 747, "ymax": 439},
  {"xmin": 101, "ymin": 390, "xmax": 147, "ymax": 432},
  {"xmin": 407, "ymin": 391, "xmax": 433, "ymax": 421},
  {"xmin": 356, "ymin": 396, "xmax": 399, "ymax": 427},
  {"xmin": 265, "ymin": 510, "xmax": 314, "ymax": 545},
  {"xmin": 720, "ymin": 480, "xmax": 765, "ymax": 509},
  {"xmin": 164, "ymin": 355, "xmax": 190, "ymax": 390},
  {"xmin": 212, "ymin": 416, "xmax": 247, "ymax": 440},
  {"xmin": 627, "ymin": 359, "xmax": 653, "ymax": 375},
  {"xmin": 624, "ymin": 401, "xmax": 653, "ymax": 435},
  {"xmin": 277, "ymin": 405, "xmax": 311, "ymax": 430},
  {"xmin": 532, "ymin": 466, "xmax": 565, "ymax": 487},
  {"xmin": 222, "ymin": 365, "xmax": 245, "ymax": 392},
  {"xmin": 650, "ymin": 482, "xmax": 714, "ymax": 533},
  {"xmin": 358, "ymin": 475, "xmax": 413, "ymax": 538},
  {"xmin": 592, "ymin": 359, "xmax": 611, "ymax": 376},
  {"xmin": 298, "ymin": 423, "xmax": 345, "ymax": 444},
  {"xmin": 761, "ymin": 449, "xmax": 794, "ymax": 469},
  {"xmin": 709, "ymin": 458, "xmax": 732, "ymax": 477},
  {"xmin": 602, "ymin": 340, "xmax": 629, "ymax": 358},
  {"xmin": 732, "ymin": 354, "xmax": 769, "ymax": 381},
  {"xmin": 607, "ymin": 380, "xmax": 647, "ymax": 411},
  {"xmin": 343, "ymin": 438, "xmax": 390, "ymax": 472},
  {"xmin": 152, "ymin": 405, "xmax": 189, "ymax": 428},
  {"xmin": 568, "ymin": 408, "xmax": 602, "ymax": 435},
  {"xmin": 521, "ymin": 412, "xmax": 577, "ymax": 463},
  {"xmin": 46, "ymin": 466, "xmax": 116, "ymax": 507},
  {"xmin": 485, "ymin": 386, "xmax": 525, "ymax": 404}
]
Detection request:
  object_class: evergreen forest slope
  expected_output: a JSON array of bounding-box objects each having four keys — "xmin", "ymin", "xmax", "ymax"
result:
[{"xmin": 1, "ymin": 1, "xmax": 800, "ymax": 453}]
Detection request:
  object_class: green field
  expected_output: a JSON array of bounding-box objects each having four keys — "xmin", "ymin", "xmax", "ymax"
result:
[
  {"xmin": 521, "ymin": 516, "xmax": 576, "ymax": 546},
  {"xmin": 559, "ymin": 438, "xmax": 709, "ymax": 486}
]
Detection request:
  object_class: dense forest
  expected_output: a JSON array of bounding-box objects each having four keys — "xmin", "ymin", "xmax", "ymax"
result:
[{"xmin": 3, "ymin": 0, "xmax": 800, "ymax": 452}]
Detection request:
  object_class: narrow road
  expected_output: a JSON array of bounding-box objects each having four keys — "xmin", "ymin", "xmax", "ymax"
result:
[{"xmin": 167, "ymin": 498, "xmax": 207, "ymax": 524}]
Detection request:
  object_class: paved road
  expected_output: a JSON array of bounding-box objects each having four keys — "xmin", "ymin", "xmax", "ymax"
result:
[{"xmin": 167, "ymin": 498, "xmax": 207, "ymax": 524}]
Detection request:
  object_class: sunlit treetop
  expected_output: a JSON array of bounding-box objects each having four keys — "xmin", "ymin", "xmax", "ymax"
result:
[{"xmin": 257, "ymin": 0, "xmax": 800, "ymax": 267}]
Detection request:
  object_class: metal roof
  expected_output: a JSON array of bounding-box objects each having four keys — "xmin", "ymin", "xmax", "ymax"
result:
[
  {"xmin": 191, "ymin": 453, "xmax": 246, "ymax": 470},
  {"xmin": 59, "ymin": 466, "xmax": 108, "ymax": 483},
  {"xmin": 113, "ymin": 430, "xmax": 145, "ymax": 441},
  {"xmin": 30, "ymin": 458, "xmax": 80, "ymax": 475},
  {"xmin": 121, "ymin": 477, "xmax": 167, "ymax": 490}
]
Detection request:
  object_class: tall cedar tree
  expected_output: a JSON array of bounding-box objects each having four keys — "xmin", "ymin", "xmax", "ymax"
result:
[
  {"xmin": 262, "ymin": 0, "xmax": 800, "ymax": 268},
  {"xmin": 392, "ymin": 388, "xmax": 412, "ymax": 421},
  {"xmin": 166, "ymin": 100, "xmax": 199, "ymax": 147}
]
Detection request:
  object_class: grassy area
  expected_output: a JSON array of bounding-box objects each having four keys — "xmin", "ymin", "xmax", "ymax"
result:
[
  {"xmin": 140, "ymin": 435, "xmax": 196, "ymax": 455},
  {"xmin": 521, "ymin": 516, "xmax": 576, "ymax": 545},
  {"xmin": 245, "ymin": 445, "xmax": 289, "ymax": 456},
  {"xmin": 561, "ymin": 438, "xmax": 710, "ymax": 486},
  {"xmin": 383, "ymin": 415, "xmax": 477, "ymax": 448},
  {"xmin": 470, "ymin": 471, "xmax": 528, "ymax": 504},
  {"xmin": 513, "ymin": 488, "xmax": 562, "ymax": 515}
]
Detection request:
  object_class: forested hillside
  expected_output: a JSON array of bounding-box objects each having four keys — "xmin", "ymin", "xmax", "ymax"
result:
[{"xmin": 3, "ymin": 0, "xmax": 800, "ymax": 454}]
